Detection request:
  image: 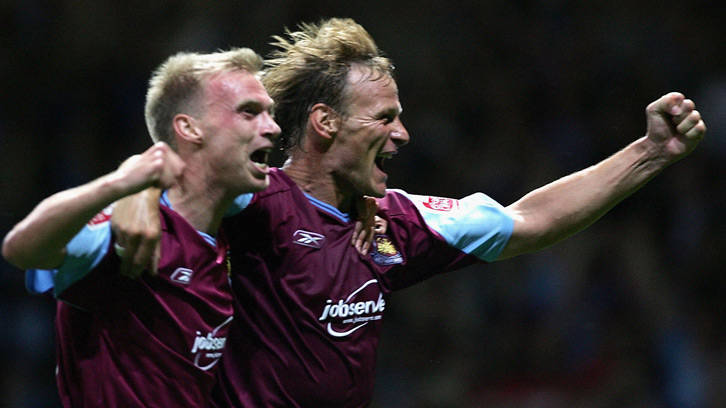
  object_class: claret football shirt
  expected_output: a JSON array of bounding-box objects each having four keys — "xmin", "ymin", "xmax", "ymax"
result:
[
  {"xmin": 29, "ymin": 202, "xmax": 233, "ymax": 407},
  {"xmin": 211, "ymin": 168, "xmax": 513, "ymax": 407}
]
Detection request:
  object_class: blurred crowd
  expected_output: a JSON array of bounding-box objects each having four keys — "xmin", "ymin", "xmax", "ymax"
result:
[{"xmin": 1, "ymin": 1, "xmax": 724, "ymax": 407}]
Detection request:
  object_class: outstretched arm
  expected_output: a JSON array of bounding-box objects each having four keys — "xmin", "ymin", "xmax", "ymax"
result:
[
  {"xmin": 2, "ymin": 142, "xmax": 183, "ymax": 270},
  {"xmin": 497, "ymin": 92, "xmax": 706, "ymax": 260}
]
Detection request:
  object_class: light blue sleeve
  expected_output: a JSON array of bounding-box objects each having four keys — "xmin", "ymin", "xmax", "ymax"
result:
[
  {"xmin": 25, "ymin": 221, "xmax": 112, "ymax": 296},
  {"xmin": 389, "ymin": 190, "xmax": 514, "ymax": 262},
  {"xmin": 224, "ymin": 193, "xmax": 254, "ymax": 217},
  {"xmin": 25, "ymin": 269, "xmax": 56, "ymax": 295},
  {"xmin": 26, "ymin": 193, "xmax": 250, "ymax": 296}
]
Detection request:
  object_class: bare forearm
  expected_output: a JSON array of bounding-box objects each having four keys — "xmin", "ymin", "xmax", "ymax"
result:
[
  {"xmin": 499, "ymin": 136, "xmax": 668, "ymax": 258},
  {"xmin": 496, "ymin": 92, "xmax": 705, "ymax": 260},
  {"xmin": 2, "ymin": 172, "xmax": 130, "ymax": 269},
  {"xmin": 3, "ymin": 143, "xmax": 183, "ymax": 270}
]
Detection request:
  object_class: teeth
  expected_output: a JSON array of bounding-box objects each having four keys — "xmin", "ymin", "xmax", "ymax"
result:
[
  {"xmin": 251, "ymin": 149, "xmax": 271, "ymax": 166},
  {"xmin": 377, "ymin": 153, "xmax": 394, "ymax": 159}
]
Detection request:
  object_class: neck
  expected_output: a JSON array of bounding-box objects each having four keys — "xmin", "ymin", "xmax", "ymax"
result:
[
  {"xmin": 282, "ymin": 156, "xmax": 354, "ymax": 213},
  {"xmin": 166, "ymin": 160, "xmax": 234, "ymax": 235}
]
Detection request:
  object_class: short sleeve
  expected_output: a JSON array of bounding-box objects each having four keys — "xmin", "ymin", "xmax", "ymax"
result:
[
  {"xmin": 388, "ymin": 190, "xmax": 514, "ymax": 262},
  {"xmin": 25, "ymin": 219, "xmax": 113, "ymax": 297}
]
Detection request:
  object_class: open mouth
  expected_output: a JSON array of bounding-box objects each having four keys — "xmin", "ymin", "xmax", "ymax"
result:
[
  {"xmin": 375, "ymin": 152, "xmax": 393, "ymax": 171},
  {"xmin": 250, "ymin": 148, "xmax": 271, "ymax": 170}
]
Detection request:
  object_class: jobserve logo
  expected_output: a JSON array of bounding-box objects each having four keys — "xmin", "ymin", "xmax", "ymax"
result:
[
  {"xmin": 191, "ymin": 315, "xmax": 233, "ymax": 371},
  {"xmin": 318, "ymin": 279, "xmax": 385, "ymax": 337}
]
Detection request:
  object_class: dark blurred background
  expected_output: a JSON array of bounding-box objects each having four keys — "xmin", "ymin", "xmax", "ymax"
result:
[{"xmin": 1, "ymin": 1, "xmax": 724, "ymax": 407}]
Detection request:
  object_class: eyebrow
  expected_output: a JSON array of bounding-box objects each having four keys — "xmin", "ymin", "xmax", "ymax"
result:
[
  {"xmin": 236, "ymin": 99, "xmax": 276, "ymax": 114},
  {"xmin": 379, "ymin": 106, "xmax": 402, "ymax": 117}
]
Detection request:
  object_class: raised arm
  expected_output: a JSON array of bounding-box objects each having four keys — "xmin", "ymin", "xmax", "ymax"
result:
[
  {"xmin": 2, "ymin": 142, "xmax": 183, "ymax": 270},
  {"xmin": 497, "ymin": 92, "xmax": 706, "ymax": 260}
]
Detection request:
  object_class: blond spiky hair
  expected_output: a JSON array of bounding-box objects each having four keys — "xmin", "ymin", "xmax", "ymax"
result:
[
  {"xmin": 144, "ymin": 48, "xmax": 263, "ymax": 149},
  {"xmin": 263, "ymin": 18, "xmax": 394, "ymax": 152}
]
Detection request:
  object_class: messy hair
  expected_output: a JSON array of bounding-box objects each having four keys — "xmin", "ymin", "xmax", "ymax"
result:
[
  {"xmin": 145, "ymin": 48, "xmax": 264, "ymax": 149},
  {"xmin": 264, "ymin": 18, "xmax": 394, "ymax": 153}
]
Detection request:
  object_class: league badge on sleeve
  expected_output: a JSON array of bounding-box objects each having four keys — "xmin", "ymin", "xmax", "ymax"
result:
[
  {"xmin": 421, "ymin": 196, "xmax": 459, "ymax": 212},
  {"xmin": 371, "ymin": 235, "xmax": 403, "ymax": 265},
  {"xmin": 87, "ymin": 206, "xmax": 113, "ymax": 229}
]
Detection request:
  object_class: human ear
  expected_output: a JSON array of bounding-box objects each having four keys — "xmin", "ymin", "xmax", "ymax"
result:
[
  {"xmin": 173, "ymin": 114, "xmax": 203, "ymax": 145},
  {"xmin": 309, "ymin": 103, "xmax": 340, "ymax": 139}
]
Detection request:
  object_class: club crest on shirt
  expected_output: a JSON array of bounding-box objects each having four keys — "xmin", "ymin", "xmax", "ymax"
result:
[
  {"xmin": 86, "ymin": 206, "xmax": 113, "ymax": 229},
  {"xmin": 421, "ymin": 196, "xmax": 459, "ymax": 212},
  {"xmin": 371, "ymin": 235, "xmax": 403, "ymax": 265}
]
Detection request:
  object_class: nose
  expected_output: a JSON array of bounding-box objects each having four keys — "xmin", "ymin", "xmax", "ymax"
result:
[
  {"xmin": 390, "ymin": 119, "xmax": 410, "ymax": 147},
  {"xmin": 262, "ymin": 112, "xmax": 282, "ymax": 140}
]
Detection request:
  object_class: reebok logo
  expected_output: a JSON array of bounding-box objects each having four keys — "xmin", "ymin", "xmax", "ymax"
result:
[
  {"xmin": 293, "ymin": 230, "xmax": 325, "ymax": 249},
  {"xmin": 170, "ymin": 268, "xmax": 193, "ymax": 285}
]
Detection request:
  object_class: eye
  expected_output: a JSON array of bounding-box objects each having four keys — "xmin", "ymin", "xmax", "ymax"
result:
[
  {"xmin": 379, "ymin": 114, "xmax": 395, "ymax": 124},
  {"xmin": 377, "ymin": 108, "xmax": 400, "ymax": 124},
  {"xmin": 237, "ymin": 102, "xmax": 263, "ymax": 117},
  {"xmin": 240, "ymin": 107, "xmax": 259, "ymax": 116}
]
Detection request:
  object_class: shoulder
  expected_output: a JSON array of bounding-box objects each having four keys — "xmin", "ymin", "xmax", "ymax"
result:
[
  {"xmin": 223, "ymin": 169, "xmax": 294, "ymax": 217},
  {"xmin": 378, "ymin": 189, "xmax": 463, "ymax": 220},
  {"xmin": 224, "ymin": 168, "xmax": 309, "ymax": 228},
  {"xmin": 377, "ymin": 189, "xmax": 417, "ymax": 216},
  {"xmin": 381, "ymin": 189, "xmax": 507, "ymax": 218},
  {"xmin": 254, "ymin": 168, "xmax": 295, "ymax": 200},
  {"xmin": 378, "ymin": 189, "xmax": 514, "ymax": 262}
]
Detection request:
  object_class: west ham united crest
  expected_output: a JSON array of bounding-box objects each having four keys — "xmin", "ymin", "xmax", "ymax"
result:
[{"xmin": 371, "ymin": 235, "xmax": 403, "ymax": 265}]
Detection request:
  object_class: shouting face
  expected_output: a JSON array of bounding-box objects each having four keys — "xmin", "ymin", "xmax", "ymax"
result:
[
  {"xmin": 197, "ymin": 70, "xmax": 281, "ymax": 196},
  {"xmin": 331, "ymin": 65, "xmax": 410, "ymax": 198}
]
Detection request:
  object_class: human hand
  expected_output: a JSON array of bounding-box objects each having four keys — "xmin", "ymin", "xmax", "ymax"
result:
[
  {"xmin": 112, "ymin": 188, "xmax": 163, "ymax": 278},
  {"xmin": 111, "ymin": 143, "xmax": 181, "ymax": 278},
  {"xmin": 352, "ymin": 196, "xmax": 382, "ymax": 255},
  {"xmin": 645, "ymin": 92, "xmax": 706, "ymax": 161},
  {"xmin": 115, "ymin": 142, "xmax": 185, "ymax": 193},
  {"xmin": 373, "ymin": 216, "xmax": 387, "ymax": 234}
]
